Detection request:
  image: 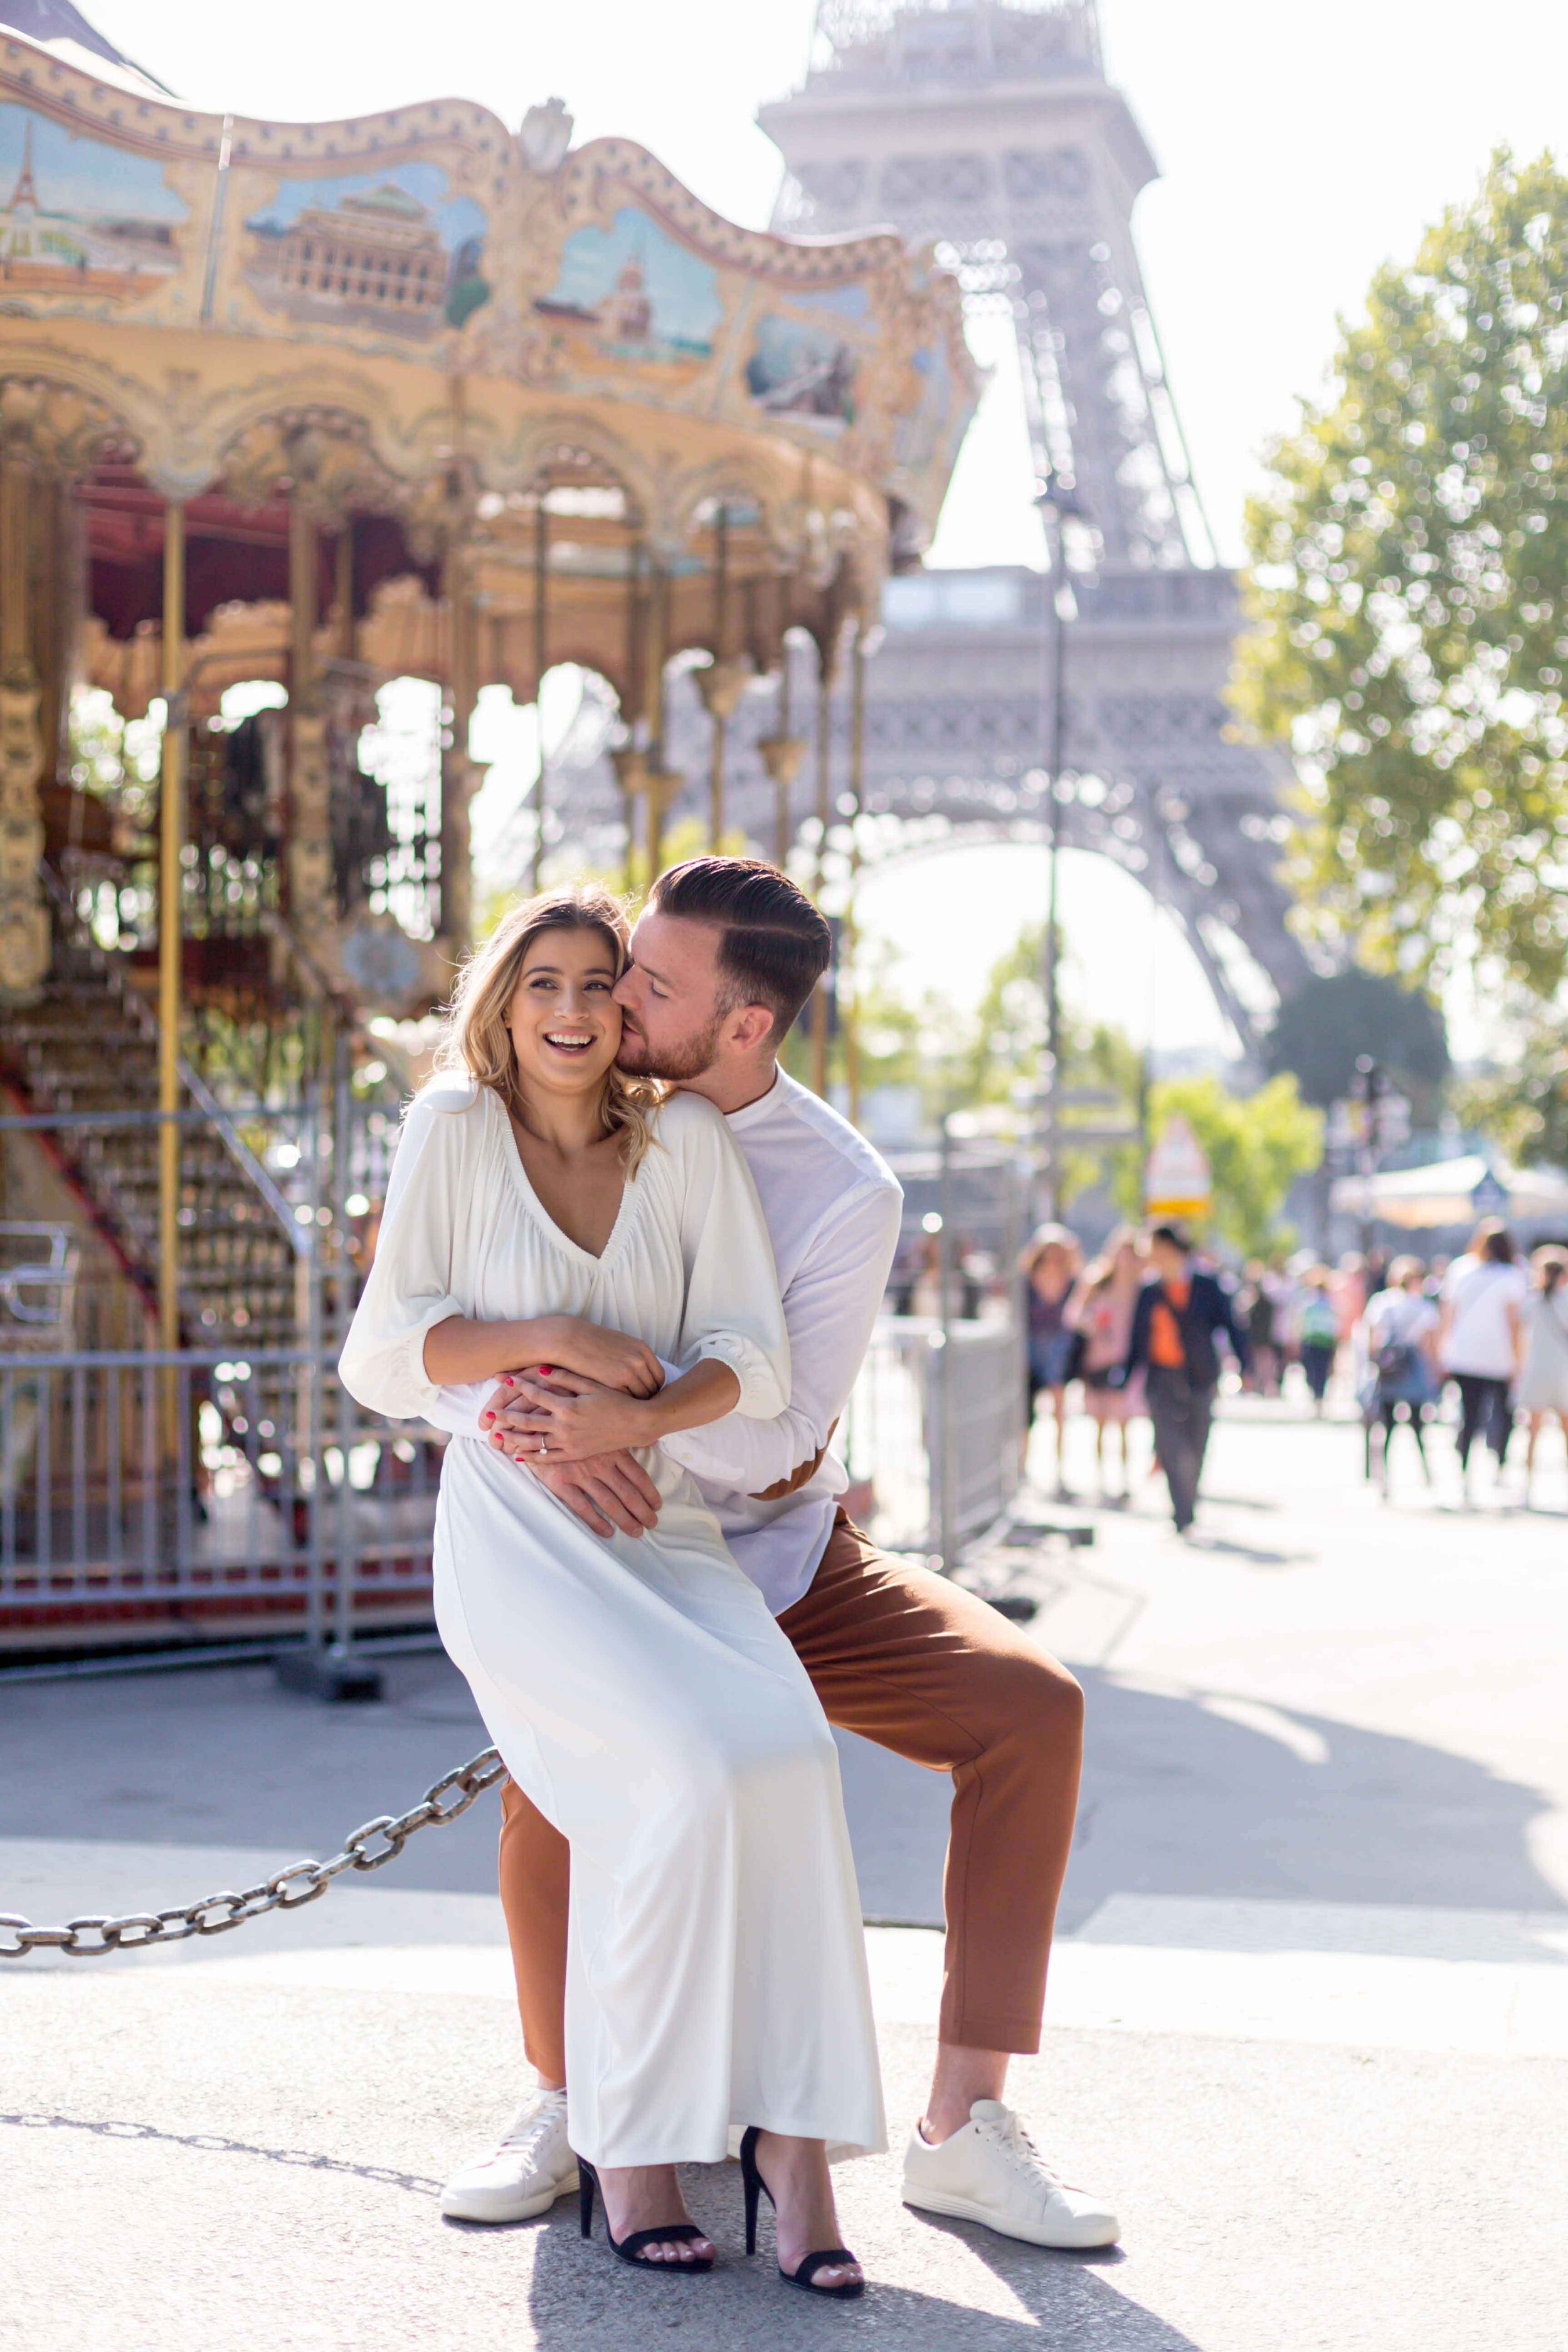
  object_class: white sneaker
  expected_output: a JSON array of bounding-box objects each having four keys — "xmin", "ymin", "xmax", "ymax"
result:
[
  {"xmin": 439, "ymin": 2089, "xmax": 579, "ymax": 2223},
  {"xmin": 903, "ymin": 2099, "xmax": 1120, "ymax": 2250}
]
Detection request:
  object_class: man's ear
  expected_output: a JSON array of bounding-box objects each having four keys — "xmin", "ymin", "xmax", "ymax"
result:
[{"xmin": 725, "ymin": 1002, "xmax": 776, "ymax": 1056}]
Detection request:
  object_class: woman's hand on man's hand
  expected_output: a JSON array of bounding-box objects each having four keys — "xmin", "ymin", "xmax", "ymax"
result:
[
  {"xmin": 487, "ymin": 1365, "xmax": 655, "ymax": 1463},
  {"xmin": 483, "ymin": 1374, "xmax": 662, "ymax": 1535},
  {"xmin": 531, "ymin": 1316, "xmax": 664, "ymax": 1397}
]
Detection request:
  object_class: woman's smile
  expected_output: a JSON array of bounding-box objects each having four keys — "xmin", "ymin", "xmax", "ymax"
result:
[{"xmin": 507, "ymin": 930, "xmax": 623, "ymax": 1092}]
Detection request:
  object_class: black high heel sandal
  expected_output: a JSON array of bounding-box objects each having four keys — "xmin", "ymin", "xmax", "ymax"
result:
[
  {"xmin": 577, "ymin": 2158, "xmax": 714, "ymax": 2275},
  {"xmin": 739, "ymin": 2126, "xmax": 865, "ymax": 2300}
]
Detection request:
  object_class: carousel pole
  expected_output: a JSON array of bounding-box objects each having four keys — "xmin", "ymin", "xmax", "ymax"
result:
[
  {"xmin": 285, "ymin": 485, "xmax": 334, "ymax": 943},
  {"xmin": 334, "ymin": 523, "xmax": 354, "ymax": 660},
  {"xmin": 755, "ymin": 622, "xmax": 804, "ymax": 871},
  {"xmin": 845, "ymin": 620, "xmax": 869, "ymax": 1130},
  {"xmin": 0, "ymin": 446, "xmax": 50, "ymax": 1000},
  {"xmin": 531, "ymin": 489, "xmax": 548, "ymax": 891},
  {"xmin": 646, "ymin": 559, "xmax": 668, "ymax": 880},
  {"xmin": 157, "ymin": 502, "xmax": 186, "ymax": 1359},
  {"xmin": 620, "ymin": 541, "xmax": 643, "ymax": 890},
  {"xmin": 773, "ymin": 629, "xmax": 793, "ymax": 866},
  {"xmin": 808, "ymin": 633, "xmax": 834, "ymax": 1098},
  {"xmin": 709, "ymin": 505, "xmax": 728, "ymax": 849},
  {"xmin": 443, "ymin": 530, "xmax": 479, "ymax": 951}
]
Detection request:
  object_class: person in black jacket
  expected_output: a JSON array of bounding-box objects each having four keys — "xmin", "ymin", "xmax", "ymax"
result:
[{"xmin": 1119, "ymin": 1225, "xmax": 1248, "ymax": 1534}]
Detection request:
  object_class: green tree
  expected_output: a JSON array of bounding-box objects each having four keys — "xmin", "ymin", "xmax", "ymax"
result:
[
  {"xmin": 1121, "ymin": 1073, "xmax": 1323, "ymax": 1259},
  {"xmin": 1453, "ymin": 1016, "xmax": 1568, "ymax": 1168},
  {"xmin": 1234, "ymin": 150, "xmax": 1568, "ymax": 996},
  {"xmin": 1264, "ymin": 967, "xmax": 1448, "ymax": 1111},
  {"xmin": 958, "ymin": 924, "xmax": 1143, "ymax": 1202}
]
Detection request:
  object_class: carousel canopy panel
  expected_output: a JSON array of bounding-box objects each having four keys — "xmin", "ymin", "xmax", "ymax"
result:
[
  {"xmin": 0, "ymin": 33, "xmax": 974, "ymax": 569},
  {"xmin": 0, "ymin": 23, "xmax": 975, "ymax": 1010}
]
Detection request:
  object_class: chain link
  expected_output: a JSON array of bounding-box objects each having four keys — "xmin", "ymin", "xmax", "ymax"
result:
[{"xmin": 0, "ymin": 1745, "xmax": 505, "ymax": 1960}]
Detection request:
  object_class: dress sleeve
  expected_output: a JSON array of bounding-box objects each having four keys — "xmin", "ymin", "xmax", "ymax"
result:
[
  {"xmin": 662, "ymin": 1182, "xmax": 900, "ymax": 1497},
  {"xmin": 338, "ymin": 1094, "xmax": 471, "ymax": 1422},
  {"xmin": 665, "ymin": 1099, "xmax": 790, "ymax": 1419}
]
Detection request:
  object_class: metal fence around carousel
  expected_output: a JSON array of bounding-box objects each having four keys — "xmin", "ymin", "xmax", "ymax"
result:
[
  {"xmin": 842, "ymin": 1139, "xmax": 1032, "ymax": 1566},
  {"xmin": 0, "ymin": 1344, "xmax": 440, "ymax": 1655},
  {"xmin": 843, "ymin": 1313, "xmax": 1025, "ymax": 1564}
]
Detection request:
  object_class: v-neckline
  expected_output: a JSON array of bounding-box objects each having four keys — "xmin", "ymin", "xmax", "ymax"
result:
[{"xmin": 495, "ymin": 1091, "xmax": 638, "ymax": 1271}]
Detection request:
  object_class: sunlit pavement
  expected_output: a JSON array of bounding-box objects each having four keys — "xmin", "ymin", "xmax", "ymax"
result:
[{"xmin": 3, "ymin": 1391, "xmax": 1564, "ymax": 2350}]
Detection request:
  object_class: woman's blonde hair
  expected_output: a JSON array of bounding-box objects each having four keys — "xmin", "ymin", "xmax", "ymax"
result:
[{"xmin": 435, "ymin": 886, "xmax": 664, "ymax": 1172}]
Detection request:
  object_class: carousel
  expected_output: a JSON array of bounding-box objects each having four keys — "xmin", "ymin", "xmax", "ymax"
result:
[
  {"xmin": 0, "ymin": 20, "xmax": 973, "ymax": 1646},
  {"xmin": 0, "ymin": 26, "xmax": 972, "ymax": 1343}
]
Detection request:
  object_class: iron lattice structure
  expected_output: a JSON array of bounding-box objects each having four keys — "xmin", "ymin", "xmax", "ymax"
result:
[{"xmin": 726, "ymin": 0, "xmax": 1303, "ymax": 1049}]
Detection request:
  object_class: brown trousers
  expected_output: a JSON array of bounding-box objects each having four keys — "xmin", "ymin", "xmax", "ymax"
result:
[{"xmin": 498, "ymin": 1512, "xmax": 1084, "ymax": 2082}]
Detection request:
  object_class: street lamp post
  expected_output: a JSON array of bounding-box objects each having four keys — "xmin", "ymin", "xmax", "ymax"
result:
[{"xmin": 1034, "ymin": 472, "xmax": 1083, "ymax": 1218}]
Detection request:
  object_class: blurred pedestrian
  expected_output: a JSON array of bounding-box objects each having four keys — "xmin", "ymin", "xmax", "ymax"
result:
[
  {"xmin": 1239, "ymin": 1261, "xmax": 1281, "ymax": 1396},
  {"xmin": 1119, "ymin": 1224, "xmax": 1247, "ymax": 1537},
  {"xmin": 1517, "ymin": 1246, "xmax": 1568, "ymax": 1500},
  {"xmin": 1331, "ymin": 1252, "xmax": 1367, "ymax": 1345},
  {"xmin": 1068, "ymin": 1227, "xmax": 1145, "ymax": 1503},
  {"xmin": 1359, "ymin": 1256, "xmax": 1440, "ymax": 1495},
  {"xmin": 1296, "ymin": 1269, "xmax": 1339, "ymax": 1414},
  {"xmin": 1021, "ymin": 1223, "xmax": 1083, "ymax": 1496},
  {"xmin": 1438, "ymin": 1219, "xmax": 1527, "ymax": 1502}
]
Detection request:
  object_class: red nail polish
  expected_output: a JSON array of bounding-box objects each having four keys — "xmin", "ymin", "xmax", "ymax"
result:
[{"xmin": 537, "ymin": 1365, "xmax": 554, "ymax": 1377}]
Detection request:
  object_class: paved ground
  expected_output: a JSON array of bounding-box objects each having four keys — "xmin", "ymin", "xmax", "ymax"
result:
[{"xmin": 3, "ymin": 1394, "xmax": 1565, "ymax": 2348}]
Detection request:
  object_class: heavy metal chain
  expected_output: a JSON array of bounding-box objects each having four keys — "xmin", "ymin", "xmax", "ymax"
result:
[{"xmin": 1, "ymin": 1745, "xmax": 504, "ymax": 1960}]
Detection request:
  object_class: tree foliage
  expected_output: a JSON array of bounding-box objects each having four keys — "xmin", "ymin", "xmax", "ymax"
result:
[
  {"xmin": 1453, "ymin": 1017, "xmax": 1568, "ymax": 1169},
  {"xmin": 1263, "ymin": 967, "xmax": 1448, "ymax": 1111},
  {"xmin": 1118, "ymin": 1073, "xmax": 1323, "ymax": 1260},
  {"xmin": 1234, "ymin": 150, "xmax": 1568, "ymax": 995}
]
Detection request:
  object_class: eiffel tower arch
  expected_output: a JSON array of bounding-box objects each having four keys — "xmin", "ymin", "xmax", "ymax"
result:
[{"xmin": 742, "ymin": 0, "xmax": 1310, "ymax": 1050}]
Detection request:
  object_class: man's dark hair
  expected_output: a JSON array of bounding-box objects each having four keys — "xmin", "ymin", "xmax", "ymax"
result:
[
  {"xmin": 1148, "ymin": 1222, "xmax": 1193, "ymax": 1254},
  {"xmin": 1476, "ymin": 1217, "xmax": 1516, "ymax": 1265},
  {"xmin": 649, "ymin": 856, "xmax": 830, "ymax": 1041}
]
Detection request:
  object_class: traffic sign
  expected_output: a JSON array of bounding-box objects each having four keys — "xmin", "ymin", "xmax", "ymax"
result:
[{"xmin": 1145, "ymin": 1113, "xmax": 1212, "ymax": 1216}]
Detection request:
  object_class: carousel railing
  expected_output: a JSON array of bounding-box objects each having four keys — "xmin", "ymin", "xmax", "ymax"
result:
[{"xmin": 0, "ymin": 1343, "xmax": 440, "ymax": 1654}]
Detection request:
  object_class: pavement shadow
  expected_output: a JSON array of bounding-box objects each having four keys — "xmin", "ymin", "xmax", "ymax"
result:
[
  {"xmin": 1174, "ymin": 1532, "xmax": 1311, "ymax": 1566},
  {"xmin": 842, "ymin": 1662, "xmax": 1567, "ymax": 1934},
  {"xmin": 1062, "ymin": 1667, "xmax": 1568, "ymax": 1927},
  {"xmin": 524, "ymin": 2178, "xmax": 1207, "ymax": 2350},
  {"xmin": 2, "ymin": 2109, "xmax": 443, "ymax": 2196}
]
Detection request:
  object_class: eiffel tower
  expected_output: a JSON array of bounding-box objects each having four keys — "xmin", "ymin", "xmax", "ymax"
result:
[
  {"xmin": 750, "ymin": 0, "xmax": 1308, "ymax": 1051},
  {"xmin": 517, "ymin": 0, "xmax": 1307, "ymax": 1050}
]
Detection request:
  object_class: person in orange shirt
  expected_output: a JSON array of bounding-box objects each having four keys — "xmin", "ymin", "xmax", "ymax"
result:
[{"xmin": 1118, "ymin": 1225, "xmax": 1248, "ymax": 1534}]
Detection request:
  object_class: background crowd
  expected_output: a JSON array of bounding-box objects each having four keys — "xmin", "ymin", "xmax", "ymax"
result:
[{"xmin": 1010, "ymin": 1217, "xmax": 1568, "ymax": 1523}]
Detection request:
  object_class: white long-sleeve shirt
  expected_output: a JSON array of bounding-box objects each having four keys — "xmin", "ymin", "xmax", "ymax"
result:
[{"xmin": 428, "ymin": 1068, "xmax": 903, "ymax": 1614}]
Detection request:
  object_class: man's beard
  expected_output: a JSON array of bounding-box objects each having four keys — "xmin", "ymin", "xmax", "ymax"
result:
[{"xmin": 616, "ymin": 1010, "xmax": 724, "ymax": 1083}]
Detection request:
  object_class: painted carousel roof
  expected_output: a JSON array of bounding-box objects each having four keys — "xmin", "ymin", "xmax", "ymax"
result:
[
  {"xmin": 0, "ymin": 32, "xmax": 977, "ymax": 561},
  {"xmin": 0, "ymin": 1, "xmax": 169, "ymax": 97}
]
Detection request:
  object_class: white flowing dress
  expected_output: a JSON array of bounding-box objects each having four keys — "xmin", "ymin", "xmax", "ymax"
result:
[{"xmin": 339, "ymin": 1079, "xmax": 884, "ymax": 2168}]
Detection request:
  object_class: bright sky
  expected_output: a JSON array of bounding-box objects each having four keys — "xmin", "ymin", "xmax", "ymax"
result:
[{"xmin": 85, "ymin": 0, "xmax": 1568, "ymax": 1053}]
